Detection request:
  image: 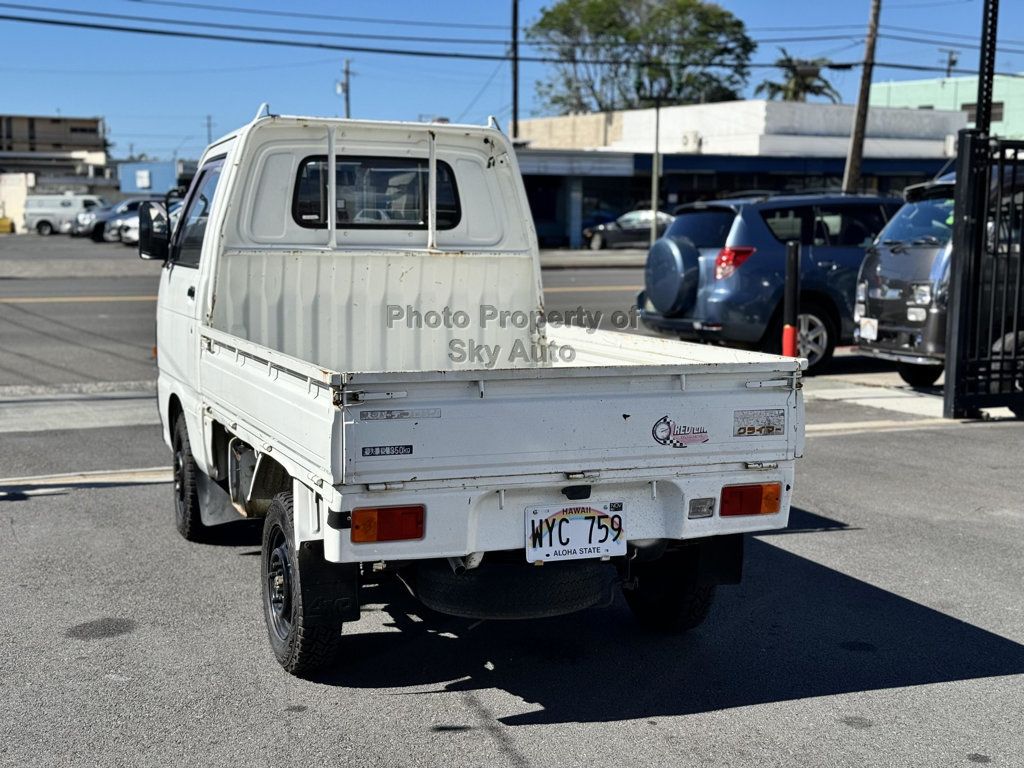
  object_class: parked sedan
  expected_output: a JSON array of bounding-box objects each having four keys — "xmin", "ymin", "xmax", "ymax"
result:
[
  {"xmin": 73, "ymin": 196, "xmax": 163, "ymax": 241},
  {"xmin": 584, "ymin": 210, "xmax": 674, "ymax": 250},
  {"xmin": 119, "ymin": 215, "xmax": 140, "ymax": 245},
  {"xmin": 120, "ymin": 201, "xmax": 182, "ymax": 245}
]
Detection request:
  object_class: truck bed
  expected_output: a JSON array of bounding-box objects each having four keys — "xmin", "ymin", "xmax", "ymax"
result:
[{"xmin": 198, "ymin": 324, "xmax": 804, "ymax": 490}]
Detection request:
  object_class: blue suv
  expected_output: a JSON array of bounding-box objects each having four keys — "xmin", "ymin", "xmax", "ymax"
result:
[{"xmin": 637, "ymin": 193, "xmax": 901, "ymax": 370}]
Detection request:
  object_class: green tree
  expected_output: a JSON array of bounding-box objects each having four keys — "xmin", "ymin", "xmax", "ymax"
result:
[
  {"xmin": 755, "ymin": 48, "xmax": 841, "ymax": 103},
  {"xmin": 527, "ymin": 0, "xmax": 755, "ymax": 114}
]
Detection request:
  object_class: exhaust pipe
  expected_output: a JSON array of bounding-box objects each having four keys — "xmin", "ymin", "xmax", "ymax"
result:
[{"xmin": 447, "ymin": 557, "xmax": 466, "ymax": 576}]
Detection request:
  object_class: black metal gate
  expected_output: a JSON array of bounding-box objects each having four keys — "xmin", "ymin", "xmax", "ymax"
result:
[{"xmin": 944, "ymin": 130, "xmax": 1024, "ymax": 418}]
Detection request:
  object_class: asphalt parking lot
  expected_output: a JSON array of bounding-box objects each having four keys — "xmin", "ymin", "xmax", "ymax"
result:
[{"xmin": 1, "ymin": 234, "xmax": 1022, "ymax": 767}]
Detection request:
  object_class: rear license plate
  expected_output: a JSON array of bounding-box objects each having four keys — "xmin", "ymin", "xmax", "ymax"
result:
[
  {"xmin": 524, "ymin": 502, "xmax": 626, "ymax": 563},
  {"xmin": 860, "ymin": 317, "xmax": 878, "ymax": 341}
]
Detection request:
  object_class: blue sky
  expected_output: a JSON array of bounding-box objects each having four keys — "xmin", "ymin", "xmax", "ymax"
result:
[{"xmin": 1, "ymin": 0, "xmax": 1021, "ymax": 160}]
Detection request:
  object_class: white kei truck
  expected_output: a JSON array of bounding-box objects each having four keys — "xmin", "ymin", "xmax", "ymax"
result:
[{"xmin": 139, "ymin": 107, "xmax": 806, "ymax": 677}]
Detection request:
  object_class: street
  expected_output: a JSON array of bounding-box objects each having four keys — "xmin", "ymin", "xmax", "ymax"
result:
[{"xmin": 2, "ymin": 236, "xmax": 1023, "ymax": 767}]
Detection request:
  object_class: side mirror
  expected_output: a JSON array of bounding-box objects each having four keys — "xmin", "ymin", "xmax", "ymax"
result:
[{"xmin": 139, "ymin": 201, "xmax": 169, "ymax": 261}]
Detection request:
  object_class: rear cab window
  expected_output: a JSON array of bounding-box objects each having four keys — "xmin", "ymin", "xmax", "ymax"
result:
[
  {"xmin": 292, "ymin": 155, "xmax": 461, "ymax": 229},
  {"xmin": 667, "ymin": 208, "xmax": 735, "ymax": 247}
]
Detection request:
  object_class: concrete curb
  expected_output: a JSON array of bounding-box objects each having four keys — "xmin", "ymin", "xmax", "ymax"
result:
[{"xmin": 539, "ymin": 251, "xmax": 646, "ymax": 269}]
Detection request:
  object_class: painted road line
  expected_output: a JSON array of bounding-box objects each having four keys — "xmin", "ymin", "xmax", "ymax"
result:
[
  {"xmin": 0, "ymin": 466, "xmax": 171, "ymax": 489},
  {"xmin": 0, "ymin": 295, "xmax": 157, "ymax": 304},
  {"xmin": 1, "ymin": 394, "xmax": 159, "ymax": 433},
  {"xmin": 542, "ymin": 285, "xmax": 642, "ymax": 294},
  {"xmin": 0, "ymin": 380, "xmax": 156, "ymax": 399}
]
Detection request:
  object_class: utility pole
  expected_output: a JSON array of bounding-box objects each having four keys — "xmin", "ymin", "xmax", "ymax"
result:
[
  {"xmin": 511, "ymin": 0, "xmax": 519, "ymax": 139},
  {"xmin": 650, "ymin": 98, "xmax": 661, "ymax": 247},
  {"xmin": 940, "ymin": 47, "xmax": 960, "ymax": 78},
  {"xmin": 842, "ymin": 0, "xmax": 881, "ymax": 194},
  {"xmin": 973, "ymin": 0, "xmax": 999, "ymax": 134},
  {"xmin": 205, "ymin": 114, "xmax": 212, "ymax": 144},
  {"xmin": 336, "ymin": 59, "xmax": 352, "ymax": 118}
]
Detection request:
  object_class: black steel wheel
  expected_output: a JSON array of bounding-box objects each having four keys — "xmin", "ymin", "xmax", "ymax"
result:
[
  {"xmin": 261, "ymin": 492, "xmax": 342, "ymax": 676},
  {"xmin": 172, "ymin": 413, "xmax": 205, "ymax": 541}
]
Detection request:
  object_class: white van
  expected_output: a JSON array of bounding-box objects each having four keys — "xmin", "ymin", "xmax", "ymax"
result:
[{"xmin": 23, "ymin": 193, "xmax": 106, "ymax": 235}]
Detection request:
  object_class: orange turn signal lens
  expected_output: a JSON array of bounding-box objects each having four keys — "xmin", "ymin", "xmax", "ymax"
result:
[
  {"xmin": 351, "ymin": 505, "xmax": 425, "ymax": 543},
  {"xmin": 720, "ymin": 483, "xmax": 782, "ymax": 517}
]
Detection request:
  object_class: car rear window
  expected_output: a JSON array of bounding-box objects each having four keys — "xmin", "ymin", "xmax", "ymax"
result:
[
  {"xmin": 292, "ymin": 155, "xmax": 460, "ymax": 230},
  {"xmin": 666, "ymin": 209, "xmax": 734, "ymax": 247}
]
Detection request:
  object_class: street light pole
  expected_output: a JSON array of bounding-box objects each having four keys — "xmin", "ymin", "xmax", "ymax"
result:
[{"xmin": 650, "ymin": 98, "xmax": 661, "ymax": 247}]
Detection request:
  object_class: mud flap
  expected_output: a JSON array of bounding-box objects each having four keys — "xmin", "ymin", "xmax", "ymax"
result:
[
  {"xmin": 297, "ymin": 541, "xmax": 361, "ymax": 624},
  {"xmin": 196, "ymin": 471, "xmax": 242, "ymax": 527}
]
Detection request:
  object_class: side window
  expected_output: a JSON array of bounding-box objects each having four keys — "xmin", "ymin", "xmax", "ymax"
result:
[
  {"xmin": 125, "ymin": 200, "xmax": 142, "ymax": 213},
  {"xmin": 171, "ymin": 163, "xmax": 223, "ymax": 269},
  {"xmin": 815, "ymin": 205, "xmax": 888, "ymax": 247},
  {"xmin": 760, "ymin": 206, "xmax": 811, "ymax": 243}
]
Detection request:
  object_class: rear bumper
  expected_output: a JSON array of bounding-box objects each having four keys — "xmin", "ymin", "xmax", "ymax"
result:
[
  {"xmin": 323, "ymin": 465, "xmax": 795, "ymax": 564},
  {"xmin": 636, "ymin": 290, "xmax": 723, "ymax": 341}
]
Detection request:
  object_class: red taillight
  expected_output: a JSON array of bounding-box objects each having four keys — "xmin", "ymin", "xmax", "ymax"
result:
[
  {"xmin": 720, "ymin": 483, "xmax": 782, "ymax": 517},
  {"xmin": 714, "ymin": 246, "xmax": 756, "ymax": 280},
  {"xmin": 351, "ymin": 505, "xmax": 425, "ymax": 543}
]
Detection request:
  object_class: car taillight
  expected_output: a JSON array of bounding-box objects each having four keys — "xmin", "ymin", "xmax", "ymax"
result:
[
  {"xmin": 720, "ymin": 483, "xmax": 782, "ymax": 516},
  {"xmin": 714, "ymin": 247, "xmax": 756, "ymax": 280},
  {"xmin": 351, "ymin": 505, "xmax": 425, "ymax": 543}
]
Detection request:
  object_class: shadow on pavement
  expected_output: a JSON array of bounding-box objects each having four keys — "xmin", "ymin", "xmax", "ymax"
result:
[{"xmin": 314, "ymin": 510, "xmax": 1024, "ymax": 724}]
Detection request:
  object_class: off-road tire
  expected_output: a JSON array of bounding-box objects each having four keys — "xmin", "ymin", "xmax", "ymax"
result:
[
  {"xmin": 897, "ymin": 362, "xmax": 942, "ymax": 388},
  {"xmin": 172, "ymin": 413, "xmax": 205, "ymax": 542},
  {"xmin": 623, "ymin": 553, "xmax": 716, "ymax": 633},
  {"xmin": 36, "ymin": 221, "xmax": 53, "ymax": 236},
  {"xmin": 262, "ymin": 492, "xmax": 342, "ymax": 676}
]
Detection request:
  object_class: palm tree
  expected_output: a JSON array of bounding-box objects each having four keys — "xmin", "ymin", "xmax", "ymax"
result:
[{"xmin": 755, "ymin": 48, "xmax": 841, "ymax": 103}]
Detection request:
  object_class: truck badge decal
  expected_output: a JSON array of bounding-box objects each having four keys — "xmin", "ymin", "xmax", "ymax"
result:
[
  {"xmin": 362, "ymin": 445, "xmax": 413, "ymax": 457},
  {"xmin": 733, "ymin": 409, "xmax": 785, "ymax": 437},
  {"xmin": 651, "ymin": 416, "xmax": 709, "ymax": 448}
]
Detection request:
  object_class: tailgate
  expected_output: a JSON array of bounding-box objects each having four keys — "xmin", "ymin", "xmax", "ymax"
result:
[{"xmin": 344, "ymin": 367, "xmax": 801, "ymax": 486}]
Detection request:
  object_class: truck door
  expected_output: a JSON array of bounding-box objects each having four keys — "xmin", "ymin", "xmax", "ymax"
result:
[{"xmin": 157, "ymin": 159, "xmax": 223, "ymax": 397}]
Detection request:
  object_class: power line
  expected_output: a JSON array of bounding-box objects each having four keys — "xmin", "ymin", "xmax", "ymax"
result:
[
  {"xmin": 0, "ymin": 57, "xmax": 338, "ymax": 76},
  {"xmin": 0, "ymin": 11, "xmax": 799, "ymax": 68},
  {"xmin": 120, "ymin": 0, "xmax": 510, "ymax": 30},
  {"xmin": 0, "ymin": 2, "xmax": 511, "ymax": 46},
  {"xmin": 456, "ymin": 62, "xmax": 505, "ymax": 123}
]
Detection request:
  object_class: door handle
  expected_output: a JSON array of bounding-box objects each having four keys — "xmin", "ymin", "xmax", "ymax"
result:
[{"xmin": 186, "ymin": 286, "xmax": 195, "ymax": 298}]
